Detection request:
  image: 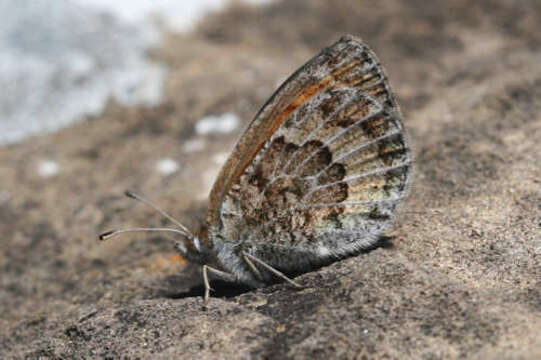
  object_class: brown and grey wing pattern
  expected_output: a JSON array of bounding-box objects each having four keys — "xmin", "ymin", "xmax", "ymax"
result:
[{"xmin": 207, "ymin": 35, "xmax": 412, "ymax": 265}]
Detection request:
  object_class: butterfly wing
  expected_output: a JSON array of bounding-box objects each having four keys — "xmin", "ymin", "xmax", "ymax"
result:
[{"xmin": 206, "ymin": 35, "xmax": 412, "ymax": 270}]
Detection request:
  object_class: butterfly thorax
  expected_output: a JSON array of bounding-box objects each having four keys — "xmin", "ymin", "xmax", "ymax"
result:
[{"xmin": 174, "ymin": 224, "xmax": 257, "ymax": 284}]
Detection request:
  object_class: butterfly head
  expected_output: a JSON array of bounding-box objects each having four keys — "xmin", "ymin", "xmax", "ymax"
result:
[{"xmin": 174, "ymin": 231, "xmax": 211, "ymax": 265}]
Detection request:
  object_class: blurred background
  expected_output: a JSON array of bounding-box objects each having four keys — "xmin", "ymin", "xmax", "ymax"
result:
[
  {"xmin": 0, "ymin": 0, "xmax": 539, "ymax": 358},
  {"xmin": 0, "ymin": 0, "xmax": 271, "ymax": 145}
]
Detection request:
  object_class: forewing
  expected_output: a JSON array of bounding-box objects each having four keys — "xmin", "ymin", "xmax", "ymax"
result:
[{"xmin": 206, "ymin": 35, "xmax": 412, "ymax": 258}]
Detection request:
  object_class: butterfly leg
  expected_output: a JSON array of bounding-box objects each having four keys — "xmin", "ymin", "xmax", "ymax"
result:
[
  {"xmin": 242, "ymin": 253, "xmax": 263, "ymax": 281},
  {"xmin": 202, "ymin": 265, "xmax": 236, "ymax": 301},
  {"xmin": 242, "ymin": 252, "xmax": 303, "ymax": 289}
]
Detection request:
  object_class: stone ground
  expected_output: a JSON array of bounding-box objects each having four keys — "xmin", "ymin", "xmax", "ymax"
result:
[{"xmin": 0, "ymin": 0, "xmax": 539, "ymax": 359}]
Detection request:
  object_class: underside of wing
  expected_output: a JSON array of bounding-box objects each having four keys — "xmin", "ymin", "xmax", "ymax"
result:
[{"xmin": 206, "ymin": 35, "xmax": 412, "ymax": 264}]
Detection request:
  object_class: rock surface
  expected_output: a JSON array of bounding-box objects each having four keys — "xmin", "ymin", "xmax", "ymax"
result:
[{"xmin": 0, "ymin": 0, "xmax": 539, "ymax": 358}]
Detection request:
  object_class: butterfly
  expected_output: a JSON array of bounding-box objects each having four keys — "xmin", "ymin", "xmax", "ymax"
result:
[{"xmin": 100, "ymin": 35, "xmax": 413, "ymax": 300}]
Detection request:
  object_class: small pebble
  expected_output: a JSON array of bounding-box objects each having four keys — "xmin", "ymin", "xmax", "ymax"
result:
[
  {"xmin": 156, "ymin": 158, "xmax": 179, "ymax": 175},
  {"xmin": 195, "ymin": 113, "xmax": 239, "ymax": 135},
  {"xmin": 182, "ymin": 138, "xmax": 206, "ymax": 153},
  {"xmin": 38, "ymin": 160, "xmax": 60, "ymax": 178}
]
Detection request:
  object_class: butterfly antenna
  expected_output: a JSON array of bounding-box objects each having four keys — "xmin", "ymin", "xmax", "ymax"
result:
[
  {"xmin": 123, "ymin": 190, "xmax": 194, "ymax": 240},
  {"xmin": 99, "ymin": 227, "xmax": 191, "ymax": 241}
]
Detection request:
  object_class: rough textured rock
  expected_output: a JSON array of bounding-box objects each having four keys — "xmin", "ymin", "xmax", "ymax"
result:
[{"xmin": 0, "ymin": 0, "xmax": 539, "ymax": 359}]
